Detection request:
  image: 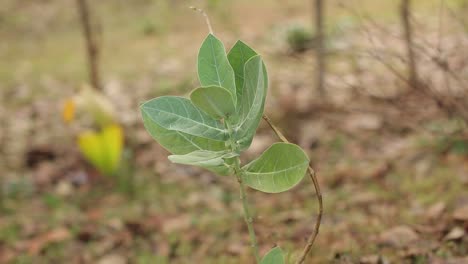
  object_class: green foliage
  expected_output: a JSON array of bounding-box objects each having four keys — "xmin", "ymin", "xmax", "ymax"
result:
[
  {"xmin": 141, "ymin": 33, "xmax": 308, "ymax": 192},
  {"xmin": 190, "ymin": 86, "xmax": 236, "ymax": 119},
  {"xmin": 260, "ymin": 247, "xmax": 285, "ymax": 264},
  {"xmin": 197, "ymin": 34, "xmax": 237, "ymax": 106},
  {"xmin": 285, "ymin": 25, "xmax": 314, "ymax": 53},
  {"xmin": 140, "ymin": 34, "xmax": 310, "ymax": 262},
  {"xmin": 168, "ymin": 150, "xmax": 236, "ymax": 176},
  {"xmin": 242, "ymin": 143, "xmax": 309, "ymax": 193}
]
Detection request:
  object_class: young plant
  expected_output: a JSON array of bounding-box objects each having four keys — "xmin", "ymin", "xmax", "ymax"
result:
[
  {"xmin": 63, "ymin": 87, "xmax": 124, "ymax": 177},
  {"xmin": 140, "ymin": 34, "xmax": 310, "ymax": 263}
]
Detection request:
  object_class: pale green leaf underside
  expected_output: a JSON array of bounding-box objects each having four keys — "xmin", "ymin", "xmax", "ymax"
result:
[
  {"xmin": 260, "ymin": 247, "xmax": 285, "ymax": 264},
  {"xmin": 234, "ymin": 55, "xmax": 266, "ymax": 150},
  {"xmin": 198, "ymin": 34, "xmax": 237, "ymax": 106},
  {"xmin": 140, "ymin": 96, "xmax": 227, "ymax": 141},
  {"xmin": 242, "ymin": 143, "xmax": 309, "ymax": 193},
  {"xmin": 141, "ymin": 110, "xmax": 226, "ymax": 155},
  {"xmin": 190, "ymin": 86, "xmax": 236, "ymax": 119},
  {"xmin": 227, "ymin": 40, "xmax": 258, "ymax": 109},
  {"xmin": 169, "ymin": 150, "xmax": 236, "ymax": 176},
  {"xmin": 228, "ymin": 40, "xmax": 269, "ymax": 129}
]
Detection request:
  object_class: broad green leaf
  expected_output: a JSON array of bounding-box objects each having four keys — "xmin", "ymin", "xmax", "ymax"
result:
[
  {"xmin": 78, "ymin": 124, "xmax": 123, "ymax": 176},
  {"xmin": 242, "ymin": 143, "xmax": 309, "ymax": 193},
  {"xmin": 198, "ymin": 34, "xmax": 237, "ymax": 105},
  {"xmin": 168, "ymin": 150, "xmax": 236, "ymax": 176},
  {"xmin": 234, "ymin": 55, "xmax": 266, "ymax": 150},
  {"xmin": 227, "ymin": 40, "xmax": 269, "ymax": 113},
  {"xmin": 140, "ymin": 96, "xmax": 227, "ymax": 141},
  {"xmin": 227, "ymin": 40, "xmax": 258, "ymax": 108},
  {"xmin": 141, "ymin": 110, "xmax": 226, "ymax": 155},
  {"xmin": 190, "ymin": 86, "xmax": 236, "ymax": 119},
  {"xmin": 260, "ymin": 247, "xmax": 285, "ymax": 264}
]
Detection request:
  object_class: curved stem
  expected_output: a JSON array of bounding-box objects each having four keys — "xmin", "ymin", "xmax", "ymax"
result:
[{"xmin": 262, "ymin": 114, "xmax": 323, "ymax": 264}]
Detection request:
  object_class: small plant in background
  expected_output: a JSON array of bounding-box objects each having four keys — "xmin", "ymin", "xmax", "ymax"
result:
[
  {"xmin": 285, "ymin": 24, "xmax": 315, "ymax": 53},
  {"xmin": 63, "ymin": 86, "xmax": 124, "ymax": 178},
  {"xmin": 141, "ymin": 34, "xmax": 313, "ymax": 263}
]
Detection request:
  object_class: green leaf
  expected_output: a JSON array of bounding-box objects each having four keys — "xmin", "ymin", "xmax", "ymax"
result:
[
  {"xmin": 260, "ymin": 247, "xmax": 285, "ymax": 264},
  {"xmin": 141, "ymin": 110, "xmax": 226, "ymax": 155},
  {"xmin": 227, "ymin": 40, "xmax": 269, "ymax": 112},
  {"xmin": 242, "ymin": 143, "xmax": 309, "ymax": 193},
  {"xmin": 140, "ymin": 96, "xmax": 227, "ymax": 141},
  {"xmin": 198, "ymin": 34, "xmax": 237, "ymax": 105},
  {"xmin": 168, "ymin": 150, "xmax": 236, "ymax": 176},
  {"xmin": 190, "ymin": 86, "xmax": 236, "ymax": 119},
  {"xmin": 234, "ymin": 55, "xmax": 266, "ymax": 150}
]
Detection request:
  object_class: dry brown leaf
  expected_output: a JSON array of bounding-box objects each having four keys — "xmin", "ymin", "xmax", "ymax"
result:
[
  {"xmin": 429, "ymin": 256, "xmax": 468, "ymax": 264},
  {"xmin": 443, "ymin": 227, "xmax": 466, "ymax": 241},
  {"xmin": 453, "ymin": 205, "xmax": 468, "ymax": 222},
  {"xmin": 426, "ymin": 202, "xmax": 446, "ymax": 220},
  {"xmin": 27, "ymin": 227, "xmax": 71, "ymax": 255},
  {"xmin": 162, "ymin": 215, "xmax": 192, "ymax": 234},
  {"xmin": 97, "ymin": 254, "xmax": 127, "ymax": 264},
  {"xmin": 359, "ymin": 255, "xmax": 388, "ymax": 264},
  {"xmin": 378, "ymin": 226, "xmax": 419, "ymax": 248}
]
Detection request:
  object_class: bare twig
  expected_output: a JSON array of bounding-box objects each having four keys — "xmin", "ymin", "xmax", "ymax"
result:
[
  {"xmin": 190, "ymin": 6, "xmax": 214, "ymax": 35},
  {"xmin": 76, "ymin": 0, "xmax": 102, "ymax": 90},
  {"xmin": 314, "ymin": 0, "xmax": 326, "ymax": 97},
  {"xmin": 262, "ymin": 115, "xmax": 323, "ymax": 264},
  {"xmin": 436, "ymin": 0, "xmax": 444, "ymax": 53},
  {"xmin": 400, "ymin": 0, "xmax": 419, "ymax": 88}
]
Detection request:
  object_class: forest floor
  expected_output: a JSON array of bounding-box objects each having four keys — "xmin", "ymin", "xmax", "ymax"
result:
[{"xmin": 1, "ymin": 0, "xmax": 467, "ymax": 263}]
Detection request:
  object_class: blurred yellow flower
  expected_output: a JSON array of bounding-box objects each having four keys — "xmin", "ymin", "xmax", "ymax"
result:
[
  {"xmin": 77, "ymin": 124, "xmax": 123, "ymax": 176},
  {"xmin": 62, "ymin": 98, "xmax": 76, "ymax": 124}
]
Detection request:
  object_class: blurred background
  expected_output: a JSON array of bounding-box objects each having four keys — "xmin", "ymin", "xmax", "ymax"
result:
[{"xmin": 1, "ymin": 0, "xmax": 467, "ymax": 263}]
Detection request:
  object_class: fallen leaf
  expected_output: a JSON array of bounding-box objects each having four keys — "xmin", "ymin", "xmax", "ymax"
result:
[
  {"xmin": 344, "ymin": 113, "xmax": 383, "ymax": 132},
  {"xmin": 360, "ymin": 255, "xmax": 389, "ymax": 264},
  {"xmin": 453, "ymin": 205, "xmax": 468, "ymax": 222},
  {"xmin": 443, "ymin": 227, "xmax": 465, "ymax": 241},
  {"xmin": 426, "ymin": 202, "xmax": 446, "ymax": 220},
  {"xmin": 27, "ymin": 227, "xmax": 71, "ymax": 255},
  {"xmin": 162, "ymin": 215, "xmax": 192, "ymax": 234},
  {"xmin": 400, "ymin": 240, "xmax": 439, "ymax": 258},
  {"xmin": 429, "ymin": 256, "xmax": 468, "ymax": 264},
  {"xmin": 97, "ymin": 254, "xmax": 127, "ymax": 264},
  {"xmin": 33, "ymin": 161, "xmax": 60, "ymax": 187},
  {"xmin": 55, "ymin": 180, "xmax": 73, "ymax": 196},
  {"xmin": 378, "ymin": 226, "xmax": 419, "ymax": 248},
  {"xmin": 349, "ymin": 191, "xmax": 379, "ymax": 205}
]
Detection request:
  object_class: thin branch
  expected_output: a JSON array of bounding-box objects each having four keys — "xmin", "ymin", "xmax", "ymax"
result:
[
  {"xmin": 76, "ymin": 0, "xmax": 102, "ymax": 90},
  {"xmin": 190, "ymin": 6, "xmax": 214, "ymax": 35},
  {"xmin": 436, "ymin": 0, "xmax": 444, "ymax": 53},
  {"xmin": 313, "ymin": 0, "xmax": 326, "ymax": 97},
  {"xmin": 262, "ymin": 115, "xmax": 323, "ymax": 264},
  {"xmin": 400, "ymin": 0, "xmax": 419, "ymax": 88}
]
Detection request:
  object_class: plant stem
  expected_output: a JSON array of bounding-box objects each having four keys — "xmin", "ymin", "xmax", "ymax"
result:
[
  {"xmin": 262, "ymin": 114, "xmax": 323, "ymax": 264},
  {"xmin": 234, "ymin": 159, "xmax": 261, "ymax": 263},
  {"xmin": 225, "ymin": 120, "xmax": 260, "ymax": 263}
]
